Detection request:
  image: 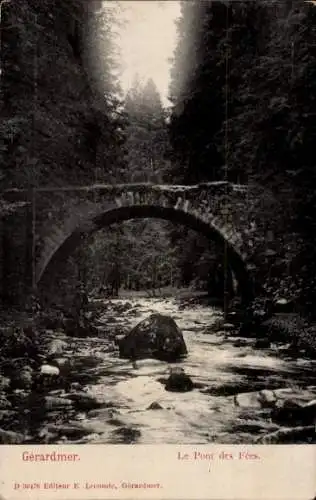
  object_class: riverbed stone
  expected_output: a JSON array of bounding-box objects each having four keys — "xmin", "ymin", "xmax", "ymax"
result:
[
  {"xmin": 38, "ymin": 427, "xmax": 59, "ymax": 443},
  {"xmin": 63, "ymin": 318, "xmax": 98, "ymax": 338},
  {"xmin": 46, "ymin": 338, "xmax": 68, "ymax": 355},
  {"xmin": 223, "ymin": 323, "xmax": 236, "ymax": 331},
  {"xmin": 118, "ymin": 313, "xmax": 187, "ymax": 361},
  {"xmin": 87, "ymin": 408, "xmax": 119, "ymax": 419},
  {"xmin": 233, "ymin": 339, "xmax": 250, "ymax": 347},
  {"xmin": 71, "ymin": 433, "xmax": 101, "ymax": 443},
  {"xmin": 112, "ymin": 426, "xmax": 141, "ymax": 443},
  {"xmin": 147, "ymin": 401, "xmax": 163, "ymax": 410},
  {"xmin": 255, "ymin": 338, "xmax": 271, "ymax": 349},
  {"xmin": 39, "ymin": 312, "xmax": 64, "ymax": 330},
  {"xmin": 53, "ymin": 357, "xmax": 72, "ymax": 371},
  {"xmin": 271, "ymin": 399, "xmax": 316, "ymax": 427},
  {"xmin": 45, "ymin": 423, "xmax": 98, "ymax": 439},
  {"xmin": 43, "ymin": 396, "xmax": 73, "ymax": 411},
  {"xmin": 72, "ymin": 356, "xmax": 99, "ymax": 369},
  {"xmin": 10, "ymin": 366, "xmax": 33, "ymax": 390},
  {"xmin": 0, "ymin": 429, "xmax": 25, "ymax": 444},
  {"xmin": 234, "ymin": 392, "xmax": 262, "ymax": 409},
  {"xmin": 259, "ymin": 390, "xmax": 277, "ymax": 407},
  {"xmin": 0, "ymin": 395, "xmax": 12, "ymax": 410},
  {"xmin": 9, "ymin": 389, "xmax": 30, "ymax": 406},
  {"xmin": 0, "ymin": 410, "xmax": 16, "ymax": 420},
  {"xmin": 273, "ymin": 386, "xmax": 316, "ymax": 404},
  {"xmin": 234, "ymin": 390, "xmax": 274, "ymax": 409},
  {"xmin": 165, "ymin": 369, "xmax": 194, "ymax": 393},
  {"xmin": 66, "ymin": 392, "xmax": 103, "ymax": 410},
  {"xmin": 257, "ymin": 425, "xmax": 315, "ymax": 444},
  {"xmin": 40, "ymin": 364, "xmax": 60, "ymax": 376},
  {"xmin": 114, "ymin": 334, "xmax": 126, "ymax": 346},
  {"xmin": 0, "ymin": 376, "xmax": 10, "ymax": 391}
]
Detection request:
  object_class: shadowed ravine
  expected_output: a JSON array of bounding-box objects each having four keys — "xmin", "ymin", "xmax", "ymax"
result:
[{"xmin": 18, "ymin": 298, "xmax": 316, "ymax": 445}]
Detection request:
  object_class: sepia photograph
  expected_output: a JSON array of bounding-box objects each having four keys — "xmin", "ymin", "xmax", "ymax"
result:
[{"xmin": 0, "ymin": 0, "xmax": 316, "ymax": 452}]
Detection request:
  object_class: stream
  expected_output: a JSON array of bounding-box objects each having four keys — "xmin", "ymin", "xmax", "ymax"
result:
[{"xmin": 6, "ymin": 297, "xmax": 316, "ymax": 445}]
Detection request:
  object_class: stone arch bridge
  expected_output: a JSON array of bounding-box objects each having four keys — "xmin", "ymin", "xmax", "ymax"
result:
[{"xmin": 1, "ymin": 182, "xmax": 281, "ymax": 307}]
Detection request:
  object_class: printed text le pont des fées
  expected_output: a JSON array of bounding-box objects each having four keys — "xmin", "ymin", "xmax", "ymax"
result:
[{"xmin": 177, "ymin": 450, "xmax": 261, "ymax": 461}]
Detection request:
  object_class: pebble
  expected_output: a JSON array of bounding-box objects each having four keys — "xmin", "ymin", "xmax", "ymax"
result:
[
  {"xmin": 70, "ymin": 383, "xmax": 82, "ymax": 391},
  {"xmin": 112, "ymin": 427, "xmax": 141, "ymax": 443},
  {"xmin": 66, "ymin": 392, "xmax": 103, "ymax": 410},
  {"xmin": 114, "ymin": 334, "xmax": 126, "ymax": 345},
  {"xmin": 257, "ymin": 425, "xmax": 315, "ymax": 444},
  {"xmin": 11, "ymin": 367, "xmax": 33, "ymax": 390},
  {"xmin": 271, "ymin": 399, "xmax": 316, "ymax": 426},
  {"xmin": 0, "ymin": 410, "xmax": 16, "ymax": 420},
  {"xmin": 46, "ymin": 339, "xmax": 68, "ymax": 355},
  {"xmin": 40, "ymin": 364, "xmax": 60, "ymax": 376},
  {"xmin": 46, "ymin": 390, "xmax": 67, "ymax": 399},
  {"xmin": 10, "ymin": 389, "xmax": 30, "ymax": 405},
  {"xmin": 53, "ymin": 358, "xmax": 71, "ymax": 369},
  {"xmin": 276, "ymin": 298, "xmax": 288, "ymax": 305},
  {"xmin": 255, "ymin": 338, "xmax": 271, "ymax": 349},
  {"xmin": 0, "ymin": 429, "xmax": 25, "ymax": 444},
  {"xmin": 0, "ymin": 376, "xmax": 10, "ymax": 391},
  {"xmin": 274, "ymin": 386, "xmax": 316, "ymax": 405},
  {"xmin": 45, "ymin": 423, "xmax": 96, "ymax": 439},
  {"xmin": 71, "ymin": 433, "xmax": 100, "ymax": 443},
  {"xmin": 0, "ymin": 395, "xmax": 12, "ymax": 410},
  {"xmin": 44, "ymin": 396, "xmax": 73, "ymax": 411},
  {"xmin": 38, "ymin": 428, "xmax": 58, "ymax": 442},
  {"xmin": 165, "ymin": 372, "xmax": 194, "ymax": 393},
  {"xmin": 72, "ymin": 412, "xmax": 86, "ymax": 421},
  {"xmin": 234, "ymin": 387, "xmax": 316, "ymax": 411},
  {"xmin": 147, "ymin": 402, "xmax": 163, "ymax": 410},
  {"xmin": 259, "ymin": 390, "xmax": 277, "ymax": 406},
  {"xmin": 233, "ymin": 339, "xmax": 250, "ymax": 347},
  {"xmin": 87, "ymin": 408, "xmax": 118, "ymax": 419},
  {"xmin": 234, "ymin": 392, "xmax": 262, "ymax": 409},
  {"xmin": 223, "ymin": 323, "xmax": 236, "ymax": 330}
]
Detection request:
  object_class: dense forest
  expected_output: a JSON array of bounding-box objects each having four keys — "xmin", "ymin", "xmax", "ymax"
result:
[
  {"xmin": 0, "ymin": 0, "xmax": 316, "ymax": 448},
  {"xmin": 167, "ymin": 0, "xmax": 316, "ymax": 318},
  {"xmin": 0, "ymin": 0, "xmax": 315, "ymax": 315}
]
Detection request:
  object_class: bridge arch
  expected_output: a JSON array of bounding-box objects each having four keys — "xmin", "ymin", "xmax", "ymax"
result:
[{"xmin": 36, "ymin": 203, "xmax": 255, "ymax": 305}]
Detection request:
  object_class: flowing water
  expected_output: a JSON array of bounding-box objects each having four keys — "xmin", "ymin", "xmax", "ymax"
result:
[{"xmin": 35, "ymin": 297, "xmax": 315, "ymax": 445}]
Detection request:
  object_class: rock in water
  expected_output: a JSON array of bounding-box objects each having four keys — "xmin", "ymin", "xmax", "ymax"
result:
[
  {"xmin": 11, "ymin": 366, "xmax": 33, "ymax": 390},
  {"xmin": 46, "ymin": 339, "xmax": 68, "ymax": 356},
  {"xmin": 271, "ymin": 399, "xmax": 316, "ymax": 427},
  {"xmin": 147, "ymin": 401, "xmax": 163, "ymax": 410},
  {"xmin": 0, "ymin": 396, "xmax": 12, "ymax": 410},
  {"xmin": 40, "ymin": 364, "xmax": 60, "ymax": 376},
  {"xmin": 165, "ymin": 369, "xmax": 193, "ymax": 393},
  {"xmin": 0, "ymin": 376, "xmax": 10, "ymax": 391},
  {"xmin": 0, "ymin": 429, "xmax": 25, "ymax": 444},
  {"xmin": 43, "ymin": 396, "xmax": 73, "ymax": 411},
  {"xmin": 257, "ymin": 425, "xmax": 315, "ymax": 444},
  {"xmin": 118, "ymin": 314, "xmax": 187, "ymax": 361},
  {"xmin": 66, "ymin": 392, "xmax": 103, "ymax": 410},
  {"xmin": 255, "ymin": 338, "xmax": 271, "ymax": 349}
]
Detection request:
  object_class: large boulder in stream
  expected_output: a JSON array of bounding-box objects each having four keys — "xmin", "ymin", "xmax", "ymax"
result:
[{"xmin": 118, "ymin": 313, "xmax": 187, "ymax": 361}]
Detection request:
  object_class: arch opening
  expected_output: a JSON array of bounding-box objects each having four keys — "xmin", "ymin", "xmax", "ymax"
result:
[{"xmin": 37, "ymin": 204, "xmax": 255, "ymax": 306}]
